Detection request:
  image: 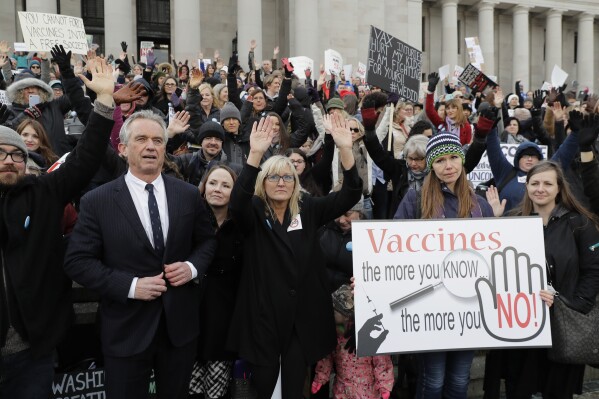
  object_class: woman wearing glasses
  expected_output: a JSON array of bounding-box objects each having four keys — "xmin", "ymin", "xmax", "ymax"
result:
[
  {"xmin": 152, "ymin": 76, "xmax": 183, "ymax": 116},
  {"xmin": 228, "ymin": 114, "xmax": 362, "ymax": 398}
]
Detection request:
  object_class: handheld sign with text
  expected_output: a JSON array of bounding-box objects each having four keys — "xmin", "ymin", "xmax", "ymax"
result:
[
  {"xmin": 18, "ymin": 12, "xmax": 88, "ymax": 55},
  {"xmin": 458, "ymin": 63, "xmax": 497, "ymax": 92},
  {"xmin": 352, "ymin": 217, "xmax": 550, "ymax": 357},
  {"xmin": 324, "ymin": 49, "xmax": 343, "ymax": 76},
  {"xmin": 367, "ymin": 26, "xmax": 422, "ymax": 102}
]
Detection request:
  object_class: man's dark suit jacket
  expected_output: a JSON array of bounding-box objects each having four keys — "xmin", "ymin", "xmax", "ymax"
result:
[{"xmin": 64, "ymin": 173, "xmax": 216, "ymax": 357}]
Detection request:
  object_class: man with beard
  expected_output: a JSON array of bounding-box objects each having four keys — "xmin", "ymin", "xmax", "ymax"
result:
[{"xmin": 0, "ymin": 58, "xmax": 116, "ymax": 398}]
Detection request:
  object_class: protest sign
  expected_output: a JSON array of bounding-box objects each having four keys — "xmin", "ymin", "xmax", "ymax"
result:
[
  {"xmin": 324, "ymin": 49, "xmax": 343, "ymax": 76},
  {"xmin": 452, "ymin": 65, "xmax": 464, "ymax": 84},
  {"xmin": 458, "ymin": 63, "xmax": 497, "ymax": 92},
  {"xmin": 438, "ymin": 64, "xmax": 450, "ymax": 81},
  {"xmin": 140, "ymin": 41, "xmax": 154, "ymax": 64},
  {"xmin": 366, "ymin": 26, "xmax": 422, "ymax": 102},
  {"xmin": 51, "ymin": 368, "xmax": 156, "ymax": 398},
  {"xmin": 14, "ymin": 42, "xmax": 27, "ymax": 52},
  {"xmin": 465, "ymin": 37, "xmax": 485, "ymax": 71},
  {"xmin": 551, "ymin": 65, "xmax": 568, "ymax": 88},
  {"xmin": 357, "ymin": 62, "xmax": 367, "ymax": 79},
  {"xmin": 0, "ymin": 91, "xmax": 9, "ymax": 105},
  {"xmin": 353, "ymin": 217, "xmax": 550, "ymax": 356},
  {"xmin": 288, "ymin": 56, "xmax": 314, "ymax": 80},
  {"xmin": 342, "ymin": 64, "xmax": 353, "ymax": 82},
  {"xmin": 18, "ymin": 12, "xmax": 88, "ymax": 55},
  {"xmin": 467, "ymin": 144, "xmax": 548, "ymax": 186}
]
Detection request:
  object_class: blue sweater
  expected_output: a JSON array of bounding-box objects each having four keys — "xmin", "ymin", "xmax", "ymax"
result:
[{"xmin": 486, "ymin": 128, "xmax": 579, "ymax": 212}]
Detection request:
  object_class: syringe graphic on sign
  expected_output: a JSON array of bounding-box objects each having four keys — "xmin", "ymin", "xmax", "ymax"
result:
[{"xmin": 389, "ymin": 249, "xmax": 489, "ymax": 310}]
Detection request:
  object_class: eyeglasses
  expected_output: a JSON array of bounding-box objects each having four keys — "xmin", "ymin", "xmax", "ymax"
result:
[
  {"xmin": 30, "ymin": 65, "xmax": 40, "ymax": 70},
  {"xmin": 290, "ymin": 159, "xmax": 304, "ymax": 164},
  {"xmin": 266, "ymin": 174, "xmax": 294, "ymax": 183},
  {"xmin": 164, "ymin": 82, "xmax": 176, "ymax": 87},
  {"xmin": 349, "ymin": 128, "xmax": 360, "ymax": 133},
  {"xmin": 0, "ymin": 149, "xmax": 26, "ymax": 163},
  {"xmin": 407, "ymin": 156, "xmax": 425, "ymax": 163}
]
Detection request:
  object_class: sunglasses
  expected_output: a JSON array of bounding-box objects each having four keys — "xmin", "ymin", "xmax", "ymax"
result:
[{"xmin": 349, "ymin": 128, "xmax": 360, "ymax": 133}]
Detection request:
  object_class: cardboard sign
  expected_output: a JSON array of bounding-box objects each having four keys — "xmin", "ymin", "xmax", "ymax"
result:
[
  {"xmin": 366, "ymin": 26, "xmax": 422, "ymax": 102},
  {"xmin": 288, "ymin": 56, "xmax": 314, "ymax": 80},
  {"xmin": 17, "ymin": 12, "xmax": 88, "ymax": 55},
  {"xmin": 465, "ymin": 37, "xmax": 485, "ymax": 72},
  {"xmin": 139, "ymin": 41, "xmax": 154, "ymax": 64},
  {"xmin": 438, "ymin": 64, "xmax": 450, "ymax": 81},
  {"xmin": 357, "ymin": 62, "xmax": 367, "ymax": 79},
  {"xmin": 13, "ymin": 42, "xmax": 27, "ymax": 52},
  {"xmin": 51, "ymin": 368, "xmax": 156, "ymax": 398},
  {"xmin": 467, "ymin": 144, "xmax": 548, "ymax": 186},
  {"xmin": 353, "ymin": 217, "xmax": 551, "ymax": 356},
  {"xmin": 0, "ymin": 91, "xmax": 10, "ymax": 105},
  {"xmin": 324, "ymin": 49, "xmax": 343, "ymax": 75},
  {"xmin": 458, "ymin": 63, "xmax": 497, "ymax": 92}
]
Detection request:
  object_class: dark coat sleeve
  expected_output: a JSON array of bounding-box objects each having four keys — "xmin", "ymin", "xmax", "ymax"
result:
[{"xmin": 580, "ymin": 158, "xmax": 599, "ymax": 217}]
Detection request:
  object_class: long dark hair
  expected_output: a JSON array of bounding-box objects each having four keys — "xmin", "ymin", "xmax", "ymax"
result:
[
  {"xmin": 516, "ymin": 161, "xmax": 599, "ymax": 229},
  {"xmin": 16, "ymin": 119, "xmax": 58, "ymax": 166},
  {"xmin": 267, "ymin": 112, "xmax": 290, "ymax": 153},
  {"xmin": 285, "ymin": 148, "xmax": 323, "ymax": 197}
]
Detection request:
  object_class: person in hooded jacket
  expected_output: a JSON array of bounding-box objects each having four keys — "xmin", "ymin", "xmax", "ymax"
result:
[
  {"xmin": 220, "ymin": 102, "xmax": 249, "ymax": 165},
  {"xmin": 4, "ymin": 71, "xmax": 75, "ymax": 156}
]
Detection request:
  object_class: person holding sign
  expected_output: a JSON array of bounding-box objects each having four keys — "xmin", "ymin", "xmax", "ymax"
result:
[
  {"xmin": 425, "ymin": 73, "xmax": 472, "ymax": 146},
  {"xmin": 394, "ymin": 133, "xmax": 494, "ymax": 398},
  {"xmin": 227, "ymin": 114, "xmax": 362, "ymax": 398},
  {"xmin": 483, "ymin": 161, "xmax": 599, "ymax": 399}
]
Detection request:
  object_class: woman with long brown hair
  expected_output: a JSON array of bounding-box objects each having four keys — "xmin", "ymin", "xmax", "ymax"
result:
[
  {"xmin": 17, "ymin": 119, "xmax": 58, "ymax": 167},
  {"xmin": 394, "ymin": 133, "xmax": 494, "ymax": 398}
]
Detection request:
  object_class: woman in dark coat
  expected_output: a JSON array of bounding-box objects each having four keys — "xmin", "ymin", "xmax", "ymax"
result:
[
  {"xmin": 484, "ymin": 161, "xmax": 599, "ymax": 399},
  {"xmin": 190, "ymin": 164, "xmax": 243, "ymax": 399},
  {"xmin": 227, "ymin": 114, "xmax": 362, "ymax": 398}
]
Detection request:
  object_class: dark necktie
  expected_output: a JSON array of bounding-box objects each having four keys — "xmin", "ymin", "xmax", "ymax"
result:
[{"xmin": 145, "ymin": 184, "xmax": 165, "ymax": 257}]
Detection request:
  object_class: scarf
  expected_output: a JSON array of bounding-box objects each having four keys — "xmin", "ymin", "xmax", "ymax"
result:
[
  {"xmin": 408, "ymin": 168, "xmax": 428, "ymax": 192},
  {"xmin": 445, "ymin": 116, "xmax": 461, "ymax": 138}
]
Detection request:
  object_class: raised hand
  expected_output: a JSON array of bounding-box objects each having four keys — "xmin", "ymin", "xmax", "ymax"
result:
[
  {"xmin": 330, "ymin": 113, "xmax": 352, "ymax": 150},
  {"xmin": 0, "ymin": 41, "xmax": 10, "ymax": 54},
  {"xmin": 551, "ymin": 102, "xmax": 565, "ymax": 122},
  {"xmin": 189, "ymin": 68, "xmax": 204, "ymax": 89},
  {"xmin": 120, "ymin": 41, "xmax": 128, "ymax": 52},
  {"xmin": 0, "ymin": 54, "xmax": 8, "ymax": 67},
  {"xmin": 494, "ymin": 86, "xmax": 505, "ymax": 107},
  {"xmin": 568, "ymin": 110, "xmax": 583, "ymax": 132},
  {"xmin": 250, "ymin": 39, "xmax": 257, "ymax": 51},
  {"xmin": 51, "ymin": 45, "xmax": 72, "ymax": 72},
  {"xmin": 532, "ymin": 89, "xmax": 545, "ymax": 109},
  {"xmin": 79, "ymin": 58, "xmax": 115, "ymax": 98},
  {"xmin": 273, "ymin": 46, "xmax": 279, "ymax": 56},
  {"xmin": 427, "ymin": 72, "xmax": 440, "ymax": 92},
  {"xmin": 322, "ymin": 114, "xmax": 333, "ymax": 134},
  {"xmin": 282, "ymin": 58, "xmax": 294, "ymax": 77},
  {"xmin": 167, "ymin": 111, "xmax": 191, "ymax": 138},
  {"xmin": 146, "ymin": 49, "xmax": 157, "ymax": 67},
  {"xmin": 578, "ymin": 113, "xmax": 599, "ymax": 152},
  {"xmin": 485, "ymin": 186, "xmax": 506, "ymax": 217},
  {"xmin": 249, "ymin": 116, "xmax": 275, "ymax": 155},
  {"xmin": 214, "ymin": 49, "xmax": 220, "ymax": 60},
  {"xmin": 113, "ymin": 81, "xmax": 146, "ymax": 105}
]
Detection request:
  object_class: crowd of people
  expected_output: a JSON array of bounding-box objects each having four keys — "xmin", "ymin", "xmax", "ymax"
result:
[{"xmin": 0, "ymin": 36, "xmax": 598, "ymax": 399}]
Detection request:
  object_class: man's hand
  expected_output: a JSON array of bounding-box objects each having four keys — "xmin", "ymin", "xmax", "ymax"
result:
[
  {"xmin": 79, "ymin": 58, "xmax": 115, "ymax": 105},
  {"xmin": 189, "ymin": 68, "xmax": 204, "ymax": 89},
  {"xmin": 330, "ymin": 112, "xmax": 352, "ymax": 150},
  {"xmin": 273, "ymin": 46, "xmax": 279, "ymax": 57},
  {"xmin": 135, "ymin": 272, "xmax": 167, "ymax": 300},
  {"xmin": 167, "ymin": 111, "xmax": 191, "ymax": 138},
  {"xmin": 250, "ymin": 39, "xmax": 257, "ymax": 51},
  {"xmin": 51, "ymin": 45, "xmax": 72, "ymax": 73},
  {"xmin": 113, "ymin": 82, "xmax": 146, "ymax": 105},
  {"xmin": 120, "ymin": 41, "xmax": 128, "ymax": 53},
  {"xmin": 0, "ymin": 41, "xmax": 10, "ymax": 55},
  {"xmin": 164, "ymin": 262, "xmax": 193, "ymax": 286}
]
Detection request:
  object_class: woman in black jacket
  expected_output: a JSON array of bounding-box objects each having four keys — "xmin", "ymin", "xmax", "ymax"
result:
[
  {"xmin": 227, "ymin": 114, "xmax": 362, "ymax": 398},
  {"xmin": 484, "ymin": 161, "xmax": 599, "ymax": 399},
  {"xmin": 190, "ymin": 164, "xmax": 243, "ymax": 399}
]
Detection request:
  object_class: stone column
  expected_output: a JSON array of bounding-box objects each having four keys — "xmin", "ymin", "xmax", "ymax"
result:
[
  {"xmin": 104, "ymin": 0, "xmax": 136, "ymax": 63},
  {"xmin": 172, "ymin": 0, "xmax": 200, "ymax": 63},
  {"xmin": 238, "ymin": 0, "xmax": 263, "ymax": 66},
  {"xmin": 441, "ymin": 0, "xmax": 458, "ymax": 71},
  {"xmin": 25, "ymin": 0, "xmax": 57, "ymax": 13},
  {"xmin": 0, "ymin": 0, "xmax": 18, "ymax": 43},
  {"xmin": 293, "ymin": 0, "xmax": 319, "ymax": 65},
  {"xmin": 545, "ymin": 9, "xmax": 563, "ymax": 81},
  {"xmin": 407, "ymin": 0, "xmax": 423, "ymax": 51},
  {"xmin": 512, "ymin": 5, "xmax": 530, "ymax": 91},
  {"xmin": 577, "ymin": 13, "xmax": 595, "ymax": 93},
  {"xmin": 477, "ymin": 1, "xmax": 495, "ymax": 75}
]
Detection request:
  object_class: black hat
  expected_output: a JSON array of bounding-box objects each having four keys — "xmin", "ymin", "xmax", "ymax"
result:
[{"xmin": 198, "ymin": 121, "xmax": 225, "ymax": 143}]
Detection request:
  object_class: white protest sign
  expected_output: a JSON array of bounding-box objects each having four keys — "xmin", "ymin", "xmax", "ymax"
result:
[
  {"xmin": 0, "ymin": 91, "xmax": 10, "ymax": 105},
  {"xmin": 342, "ymin": 64, "xmax": 353, "ymax": 82},
  {"xmin": 353, "ymin": 217, "xmax": 550, "ymax": 356},
  {"xmin": 551, "ymin": 65, "xmax": 568, "ymax": 88},
  {"xmin": 288, "ymin": 56, "xmax": 314, "ymax": 80},
  {"xmin": 324, "ymin": 49, "xmax": 343, "ymax": 76},
  {"xmin": 14, "ymin": 42, "xmax": 27, "ymax": 52},
  {"xmin": 541, "ymin": 82, "xmax": 552, "ymax": 92},
  {"xmin": 467, "ymin": 144, "xmax": 548, "ymax": 186},
  {"xmin": 438, "ymin": 64, "xmax": 450, "ymax": 81},
  {"xmin": 139, "ymin": 41, "xmax": 154, "ymax": 64},
  {"xmin": 202, "ymin": 58, "xmax": 212, "ymax": 67},
  {"xmin": 357, "ymin": 62, "xmax": 367, "ymax": 79},
  {"xmin": 17, "ymin": 12, "xmax": 88, "ymax": 55},
  {"xmin": 452, "ymin": 65, "xmax": 464, "ymax": 84}
]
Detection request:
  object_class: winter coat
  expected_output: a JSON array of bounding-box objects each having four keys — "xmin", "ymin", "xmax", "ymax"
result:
[
  {"xmin": 318, "ymin": 221, "xmax": 354, "ymax": 292},
  {"xmin": 314, "ymin": 335, "xmax": 394, "ymax": 399},
  {"xmin": 227, "ymin": 163, "xmax": 362, "ymax": 366},
  {"xmin": 394, "ymin": 186, "xmax": 494, "ymax": 219},
  {"xmin": 426, "ymin": 93, "xmax": 472, "ymax": 146}
]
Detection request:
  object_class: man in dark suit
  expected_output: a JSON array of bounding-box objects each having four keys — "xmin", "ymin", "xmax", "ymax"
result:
[{"xmin": 64, "ymin": 110, "xmax": 216, "ymax": 398}]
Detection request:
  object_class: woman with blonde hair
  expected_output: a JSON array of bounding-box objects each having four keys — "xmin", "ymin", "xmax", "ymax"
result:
[{"xmin": 228, "ymin": 114, "xmax": 362, "ymax": 398}]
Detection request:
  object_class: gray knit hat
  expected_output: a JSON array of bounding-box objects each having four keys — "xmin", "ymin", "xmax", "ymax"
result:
[
  {"xmin": 220, "ymin": 102, "xmax": 241, "ymax": 124},
  {"xmin": 0, "ymin": 126, "xmax": 28, "ymax": 159}
]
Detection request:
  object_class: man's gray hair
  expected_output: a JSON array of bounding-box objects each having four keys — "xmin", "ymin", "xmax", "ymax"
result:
[{"xmin": 119, "ymin": 110, "xmax": 168, "ymax": 145}]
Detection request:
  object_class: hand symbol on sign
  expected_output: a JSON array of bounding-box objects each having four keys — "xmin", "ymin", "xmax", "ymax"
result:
[{"xmin": 475, "ymin": 247, "xmax": 547, "ymax": 342}]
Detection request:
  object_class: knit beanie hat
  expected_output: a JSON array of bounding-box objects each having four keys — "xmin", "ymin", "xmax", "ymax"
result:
[
  {"xmin": 198, "ymin": 121, "xmax": 225, "ymax": 143},
  {"xmin": 425, "ymin": 133, "xmax": 465, "ymax": 170},
  {"xmin": 0, "ymin": 126, "xmax": 29, "ymax": 159},
  {"xmin": 219, "ymin": 102, "xmax": 241, "ymax": 124},
  {"xmin": 325, "ymin": 98, "xmax": 345, "ymax": 112}
]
